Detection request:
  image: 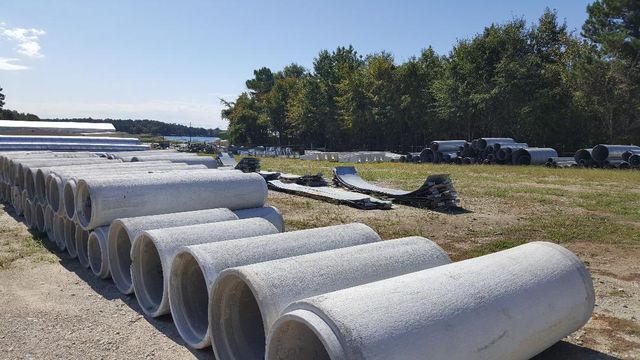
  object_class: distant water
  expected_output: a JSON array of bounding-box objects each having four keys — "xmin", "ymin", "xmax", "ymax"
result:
[{"xmin": 164, "ymin": 136, "xmax": 219, "ymax": 143}]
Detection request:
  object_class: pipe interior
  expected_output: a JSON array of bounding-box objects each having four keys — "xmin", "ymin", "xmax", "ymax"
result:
[
  {"xmin": 217, "ymin": 275, "xmax": 266, "ymax": 359},
  {"xmin": 63, "ymin": 181, "xmax": 76, "ymax": 218},
  {"xmin": 35, "ymin": 171, "xmax": 46, "ymax": 202},
  {"xmin": 76, "ymin": 227, "xmax": 90, "ymax": 266},
  {"xmin": 171, "ymin": 253, "xmax": 209, "ymax": 343},
  {"xmin": 76, "ymin": 183, "xmax": 92, "ymax": 227},
  {"xmin": 88, "ymin": 234, "xmax": 103, "ymax": 275},
  {"xmin": 112, "ymin": 226, "xmax": 133, "ymax": 288},
  {"xmin": 48, "ymin": 178, "xmax": 60, "ymax": 211},
  {"xmin": 267, "ymin": 319, "xmax": 331, "ymax": 360},
  {"xmin": 25, "ymin": 171, "xmax": 35, "ymax": 197},
  {"xmin": 137, "ymin": 236, "xmax": 164, "ymax": 312},
  {"xmin": 35, "ymin": 204, "xmax": 45, "ymax": 231},
  {"xmin": 64, "ymin": 219, "xmax": 76, "ymax": 255}
]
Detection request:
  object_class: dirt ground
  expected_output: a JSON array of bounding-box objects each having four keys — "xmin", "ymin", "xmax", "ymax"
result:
[{"xmin": 0, "ymin": 185, "xmax": 638, "ymax": 358}]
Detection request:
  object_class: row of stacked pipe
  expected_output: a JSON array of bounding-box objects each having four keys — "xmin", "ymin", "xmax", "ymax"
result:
[
  {"xmin": 572, "ymin": 144, "xmax": 640, "ymax": 169},
  {"xmin": 0, "ymin": 149, "xmax": 596, "ymax": 359},
  {"xmin": 419, "ymin": 138, "xmax": 558, "ymax": 165}
]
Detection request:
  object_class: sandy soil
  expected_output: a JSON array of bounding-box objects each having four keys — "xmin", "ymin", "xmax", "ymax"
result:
[{"xmin": 0, "ymin": 191, "xmax": 638, "ymax": 359}]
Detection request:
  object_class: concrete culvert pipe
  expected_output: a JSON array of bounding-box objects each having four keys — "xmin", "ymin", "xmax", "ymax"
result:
[
  {"xmin": 63, "ymin": 217, "xmax": 79, "ymax": 258},
  {"xmin": 76, "ymin": 170, "xmax": 267, "ymax": 230},
  {"xmin": 12, "ymin": 157, "xmax": 111, "ymax": 187},
  {"xmin": 108, "ymin": 208, "xmax": 239, "ymax": 295},
  {"xmin": 211, "ymin": 237, "xmax": 451, "ymax": 360},
  {"xmin": 53, "ymin": 215, "xmax": 67, "ymax": 251},
  {"xmin": 60, "ymin": 165, "xmax": 207, "ymax": 219},
  {"xmin": 131, "ymin": 155, "xmax": 220, "ymax": 168},
  {"xmin": 88, "ymin": 226, "xmax": 111, "ymax": 278},
  {"xmin": 512, "ymin": 148, "xmax": 558, "ymax": 165},
  {"xmin": 23, "ymin": 198, "xmax": 33, "ymax": 228},
  {"xmin": 44, "ymin": 205, "xmax": 55, "ymax": 241},
  {"xmin": 11, "ymin": 186, "xmax": 23, "ymax": 215},
  {"xmin": 75, "ymin": 224, "xmax": 91, "ymax": 268},
  {"xmin": 592, "ymin": 144, "xmax": 640, "ymax": 162},
  {"xmin": 267, "ymin": 242, "xmax": 594, "ymax": 360},
  {"xmin": 46, "ymin": 163, "xmax": 203, "ymax": 214},
  {"xmin": 168, "ymin": 223, "xmax": 381, "ymax": 349},
  {"xmin": 131, "ymin": 218, "xmax": 278, "ymax": 317},
  {"xmin": 34, "ymin": 203, "xmax": 45, "ymax": 232}
]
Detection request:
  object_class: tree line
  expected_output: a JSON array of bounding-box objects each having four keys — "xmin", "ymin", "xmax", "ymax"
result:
[{"xmin": 222, "ymin": 1, "xmax": 640, "ymax": 153}]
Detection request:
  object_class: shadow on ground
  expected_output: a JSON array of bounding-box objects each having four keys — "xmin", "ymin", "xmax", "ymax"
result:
[{"xmin": 534, "ymin": 341, "xmax": 620, "ymax": 360}]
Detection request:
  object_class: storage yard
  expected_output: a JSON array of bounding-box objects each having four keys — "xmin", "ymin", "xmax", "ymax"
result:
[{"xmin": 0, "ymin": 146, "xmax": 638, "ymax": 359}]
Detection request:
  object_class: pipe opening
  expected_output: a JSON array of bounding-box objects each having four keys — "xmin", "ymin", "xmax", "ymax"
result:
[
  {"xmin": 76, "ymin": 182, "xmax": 92, "ymax": 228},
  {"xmin": 63, "ymin": 181, "xmax": 76, "ymax": 219},
  {"xmin": 134, "ymin": 236, "xmax": 164, "ymax": 313},
  {"xmin": 35, "ymin": 171, "xmax": 46, "ymax": 202},
  {"xmin": 48, "ymin": 177, "xmax": 61, "ymax": 211},
  {"xmin": 88, "ymin": 233, "xmax": 103, "ymax": 276},
  {"xmin": 76, "ymin": 226, "xmax": 90, "ymax": 268},
  {"xmin": 64, "ymin": 219, "xmax": 77, "ymax": 257},
  {"xmin": 34, "ymin": 204, "xmax": 45, "ymax": 232},
  {"xmin": 25, "ymin": 171, "xmax": 35, "ymax": 198},
  {"xmin": 267, "ymin": 319, "xmax": 331, "ymax": 360},
  {"xmin": 171, "ymin": 252, "xmax": 209, "ymax": 345},
  {"xmin": 110, "ymin": 224, "xmax": 133, "ymax": 291},
  {"xmin": 214, "ymin": 274, "xmax": 266, "ymax": 359}
]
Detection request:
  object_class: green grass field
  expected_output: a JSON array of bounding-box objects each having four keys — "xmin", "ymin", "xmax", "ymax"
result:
[{"xmin": 260, "ymin": 158, "xmax": 640, "ymax": 259}]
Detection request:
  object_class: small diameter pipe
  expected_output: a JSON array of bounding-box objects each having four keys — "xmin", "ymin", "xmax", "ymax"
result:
[
  {"xmin": 168, "ymin": 223, "xmax": 381, "ymax": 349},
  {"xmin": 266, "ymin": 242, "xmax": 594, "ymax": 360},
  {"xmin": 131, "ymin": 218, "xmax": 279, "ymax": 317},
  {"xmin": 88, "ymin": 226, "xmax": 111, "ymax": 278},
  {"xmin": 76, "ymin": 170, "xmax": 267, "ymax": 230},
  {"xmin": 210, "ymin": 237, "xmax": 451, "ymax": 359}
]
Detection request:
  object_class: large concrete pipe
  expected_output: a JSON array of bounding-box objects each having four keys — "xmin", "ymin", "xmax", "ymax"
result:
[
  {"xmin": 76, "ymin": 170, "xmax": 267, "ymax": 230},
  {"xmin": 210, "ymin": 237, "xmax": 451, "ymax": 359},
  {"xmin": 131, "ymin": 155, "xmax": 220, "ymax": 168},
  {"xmin": 9, "ymin": 154, "xmax": 101, "ymax": 183},
  {"xmin": 2, "ymin": 152, "xmax": 93, "ymax": 183},
  {"xmin": 10, "ymin": 187, "xmax": 23, "ymax": 215},
  {"xmin": 60, "ymin": 164, "xmax": 208, "ymax": 219},
  {"xmin": 106, "ymin": 149, "xmax": 178, "ymax": 159},
  {"xmin": 131, "ymin": 218, "xmax": 279, "ymax": 317},
  {"xmin": 267, "ymin": 242, "xmax": 594, "ymax": 360},
  {"xmin": 43, "ymin": 162, "xmax": 197, "ymax": 211},
  {"xmin": 108, "ymin": 206, "xmax": 283, "ymax": 295},
  {"xmin": 44, "ymin": 205, "xmax": 55, "ymax": 241},
  {"xmin": 592, "ymin": 144, "xmax": 640, "ymax": 162},
  {"xmin": 75, "ymin": 224, "xmax": 91, "ymax": 268},
  {"xmin": 63, "ymin": 217, "xmax": 79, "ymax": 258},
  {"xmin": 429, "ymin": 140, "xmax": 467, "ymax": 153},
  {"xmin": 512, "ymin": 147, "xmax": 558, "ymax": 165},
  {"xmin": 52, "ymin": 215, "xmax": 67, "ymax": 251},
  {"xmin": 12, "ymin": 157, "xmax": 112, "ymax": 188},
  {"xmin": 88, "ymin": 226, "xmax": 111, "ymax": 278},
  {"xmin": 117, "ymin": 153, "xmax": 199, "ymax": 162},
  {"xmin": 477, "ymin": 137, "xmax": 515, "ymax": 150},
  {"xmin": 23, "ymin": 198, "xmax": 34, "ymax": 228},
  {"xmin": 168, "ymin": 223, "xmax": 381, "ymax": 349}
]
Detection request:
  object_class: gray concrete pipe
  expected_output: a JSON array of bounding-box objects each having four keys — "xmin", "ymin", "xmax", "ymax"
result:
[
  {"xmin": 106, "ymin": 149, "xmax": 178, "ymax": 159},
  {"xmin": 12, "ymin": 157, "xmax": 112, "ymax": 188},
  {"xmin": 23, "ymin": 198, "xmax": 34, "ymax": 228},
  {"xmin": 59, "ymin": 164, "xmax": 208, "ymax": 219},
  {"xmin": 266, "ymin": 242, "xmax": 594, "ymax": 360},
  {"xmin": 512, "ymin": 147, "xmax": 558, "ymax": 165},
  {"xmin": 210, "ymin": 237, "xmax": 451, "ymax": 359},
  {"xmin": 11, "ymin": 186, "xmax": 23, "ymax": 215},
  {"xmin": 75, "ymin": 224, "xmax": 91, "ymax": 268},
  {"xmin": 7, "ymin": 153, "xmax": 100, "ymax": 184},
  {"xmin": 44, "ymin": 205, "xmax": 55, "ymax": 242},
  {"xmin": 75, "ymin": 170, "xmax": 267, "ymax": 230},
  {"xmin": 592, "ymin": 144, "xmax": 640, "ymax": 162},
  {"xmin": 0, "ymin": 152, "xmax": 83, "ymax": 183},
  {"xmin": 168, "ymin": 223, "xmax": 381, "ymax": 349},
  {"xmin": 88, "ymin": 226, "xmax": 111, "ymax": 278},
  {"xmin": 130, "ymin": 155, "xmax": 220, "ymax": 168},
  {"xmin": 108, "ymin": 206, "xmax": 283, "ymax": 295},
  {"xmin": 34, "ymin": 203, "xmax": 45, "ymax": 232},
  {"xmin": 131, "ymin": 218, "xmax": 279, "ymax": 317}
]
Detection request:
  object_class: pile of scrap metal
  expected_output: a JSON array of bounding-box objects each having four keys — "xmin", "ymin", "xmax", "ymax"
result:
[
  {"xmin": 574, "ymin": 144, "xmax": 640, "ymax": 169},
  {"xmin": 234, "ymin": 157, "xmax": 260, "ymax": 173},
  {"xmin": 279, "ymin": 173, "xmax": 327, "ymax": 187},
  {"xmin": 418, "ymin": 138, "xmax": 558, "ymax": 166},
  {"xmin": 333, "ymin": 166, "xmax": 459, "ymax": 210},
  {"xmin": 267, "ymin": 179, "xmax": 392, "ymax": 210}
]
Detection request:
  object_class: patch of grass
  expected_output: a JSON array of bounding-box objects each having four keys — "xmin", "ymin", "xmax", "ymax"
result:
[
  {"xmin": 0, "ymin": 228, "xmax": 56, "ymax": 269},
  {"xmin": 456, "ymin": 239, "xmax": 527, "ymax": 260}
]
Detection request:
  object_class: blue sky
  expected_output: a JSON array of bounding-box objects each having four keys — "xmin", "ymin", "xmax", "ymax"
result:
[{"xmin": 1, "ymin": 0, "xmax": 593, "ymax": 130}]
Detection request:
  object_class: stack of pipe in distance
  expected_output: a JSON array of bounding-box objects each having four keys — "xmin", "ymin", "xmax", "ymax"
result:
[
  {"xmin": 266, "ymin": 242, "xmax": 594, "ymax": 360},
  {"xmin": 573, "ymin": 144, "xmax": 640, "ymax": 169}
]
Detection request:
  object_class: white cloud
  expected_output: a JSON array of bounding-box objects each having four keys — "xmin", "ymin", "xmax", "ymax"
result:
[
  {"xmin": 0, "ymin": 57, "xmax": 28, "ymax": 70},
  {"xmin": 1, "ymin": 25, "xmax": 46, "ymax": 58},
  {"xmin": 8, "ymin": 100, "xmax": 231, "ymax": 129}
]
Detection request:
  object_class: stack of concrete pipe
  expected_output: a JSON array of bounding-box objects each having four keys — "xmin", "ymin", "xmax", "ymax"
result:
[
  {"xmin": 418, "ymin": 137, "xmax": 558, "ymax": 166},
  {"xmin": 0, "ymin": 150, "xmax": 596, "ymax": 359},
  {"xmin": 573, "ymin": 144, "xmax": 640, "ymax": 169}
]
